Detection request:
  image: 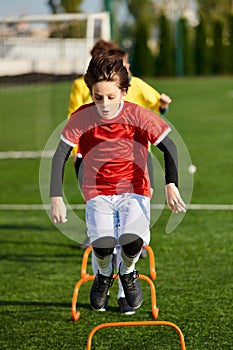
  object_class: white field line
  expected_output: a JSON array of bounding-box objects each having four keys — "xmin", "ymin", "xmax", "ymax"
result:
[
  {"xmin": 0, "ymin": 204, "xmax": 232, "ymax": 210},
  {"xmin": 0, "ymin": 150, "xmax": 54, "ymax": 159},
  {"xmin": 0, "ymin": 154, "xmax": 232, "ymax": 211}
]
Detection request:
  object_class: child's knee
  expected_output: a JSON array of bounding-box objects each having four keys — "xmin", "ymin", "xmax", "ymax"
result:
[
  {"xmin": 120, "ymin": 234, "xmax": 143, "ymax": 257},
  {"xmin": 92, "ymin": 236, "xmax": 116, "ymax": 257}
]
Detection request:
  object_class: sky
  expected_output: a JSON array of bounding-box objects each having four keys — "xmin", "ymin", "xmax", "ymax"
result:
[{"xmin": 0, "ymin": 0, "xmax": 103, "ymax": 18}]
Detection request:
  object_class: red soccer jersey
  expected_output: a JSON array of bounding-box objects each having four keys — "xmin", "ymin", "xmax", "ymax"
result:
[{"xmin": 61, "ymin": 101, "xmax": 171, "ymax": 201}]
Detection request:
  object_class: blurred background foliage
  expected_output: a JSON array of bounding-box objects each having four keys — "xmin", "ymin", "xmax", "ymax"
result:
[{"xmin": 47, "ymin": 0, "xmax": 233, "ymax": 77}]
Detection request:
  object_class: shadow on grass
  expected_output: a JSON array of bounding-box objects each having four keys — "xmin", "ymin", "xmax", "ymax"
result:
[
  {"xmin": 0, "ymin": 300, "xmax": 121, "ymax": 314},
  {"xmin": 0, "ymin": 299, "xmax": 74, "ymax": 321},
  {"xmin": 0, "ymin": 239, "xmax": 78, "ymax": 249},
  {"xmin": 0, "ymin": 300, "xmax": 71, "ymax": 308},
  {"xmin": 0, "ymin": 299, "xmax": 153, "ymax": 325},
  {"xmin": 0, "ymin": 223, "xmax": 52, "ymax": 231},
  {"xmin": 0, "ymin": 253, "xmax": 82, "ymax": 264},
  {"xmin": 0, "ymin": 300, "xmax": 105, "ymax": 321}
]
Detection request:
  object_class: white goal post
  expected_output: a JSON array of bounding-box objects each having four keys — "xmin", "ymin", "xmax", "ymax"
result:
[{"xmin": 0, "ymin": 12, "xmax": 111, "ymax": 76}]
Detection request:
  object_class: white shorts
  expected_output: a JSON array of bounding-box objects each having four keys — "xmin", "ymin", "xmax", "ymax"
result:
[{"xmin": 86, "ymin": 193, "xmax": 150, "ymax": 247}]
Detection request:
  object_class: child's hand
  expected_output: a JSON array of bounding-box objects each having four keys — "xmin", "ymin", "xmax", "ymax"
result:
[
  {"xmin": 160, "ymin": 93, "xmax": 172, "ymax": 108},
  {"xmin": 165, "ymin": 183, "xmax": 186, "ymax": 214},
  {"xmin": 50, "ymin": 197, "xmax": 68, "ymax": 224},
  {"xmin": 150, "ymin": 187, "xmax": 154, "ymax": 198}
]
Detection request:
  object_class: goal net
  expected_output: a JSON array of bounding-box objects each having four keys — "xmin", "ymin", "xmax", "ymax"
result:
[
  {"xmin": 0, "ymin": 12, "xmax": 111, "ymax": 76},
  {"xmin": 0, "ymin": 12, "xmax": 110, "ymax": 153}
]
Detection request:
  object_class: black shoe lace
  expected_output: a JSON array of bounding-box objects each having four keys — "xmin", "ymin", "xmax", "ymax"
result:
[
  {"xmin": 96, "ymin": 274, "xmax": 114, "ymax": 292},
  {"xmin": 126, "ymin": 271, "xmax": 139, "ymax": 291}
]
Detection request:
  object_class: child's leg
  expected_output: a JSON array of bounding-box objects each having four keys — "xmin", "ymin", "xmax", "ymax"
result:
[
  {"xmin": 91, "ymin": 251, "xmax": 98, "ymax": 275},
  {"xmin": 85, "ymin": 195, "xmax": 118, "ymax": 311},
  {"xmin": 117, "ymin": 234, "xmax": 143, "ymax": 309},
  {"xmin": 92, "ymin": 237, "xmax": 115, "ymax": 277},
  {"xmin": 86, "ymin": 196, "xmax": 118, "ymax": 277},
  {"xmin": 119, "ymin": 234, "xmax": 143, "ymax": 275},
  {"xmin": 90, "ymin": 238, "xmax": 115, "ymax": 310},
  {"xmin": 117, "ymin": 194, "xmax": 150, "ymax": 309},
  {"xmin": 116, "ymin": 246, "xmax": 125, "ymax": 299}
]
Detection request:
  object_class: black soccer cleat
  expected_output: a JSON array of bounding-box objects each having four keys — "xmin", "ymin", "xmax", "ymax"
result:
[
  {"xmin": 90, "ymin": 271, "xmax": 114, "ymax": 311},
  {"xmin": 119, "ymin": 269, "xmax": 143, "ymax": 309},
  {"xmin": 118, "ymin": 297, "xmax": 135, "ymax": 315}
]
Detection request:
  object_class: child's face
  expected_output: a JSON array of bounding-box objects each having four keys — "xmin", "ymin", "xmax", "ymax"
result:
[{"xmin": 92, "ymin": 81, "xmax": 126, "ymax": 119}]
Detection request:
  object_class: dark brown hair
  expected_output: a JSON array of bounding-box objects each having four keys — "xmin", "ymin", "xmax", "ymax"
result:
[
  {"xmin": 84, "ymin": 51, "xmax": 130, "ymax": 93},
  {"xmin": 90, "ymin": 39, "xmax": 118, "ymax": 57},
  {"xmin": 108, "ymin": 48, "xmax": 128, "ymax": 60}
]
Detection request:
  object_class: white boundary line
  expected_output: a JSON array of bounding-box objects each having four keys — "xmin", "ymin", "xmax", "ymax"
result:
[
  {"xmin": 1, "ymin": 153, "xmax": 231, "ymax": 211},
  {"xmin": 0, "ymin": 151, "xmax": 54, "ymax": 159},
  {"xmin": 0, "ymin": 204, "xmax": 232, "ymax": 210}
]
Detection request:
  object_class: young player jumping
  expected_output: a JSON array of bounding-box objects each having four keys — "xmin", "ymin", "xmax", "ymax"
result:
[{"xmin": 50, "ymin": 52, "xmax": 186, "ymax": 311}]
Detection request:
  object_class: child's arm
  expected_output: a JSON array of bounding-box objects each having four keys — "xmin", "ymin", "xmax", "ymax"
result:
[
  {"xmin": 50, "ymin": 140, "xmax": 73, "ymax": 223},
  {"xmin": 156, "ymin": 136, "xmax": 186, "ymax": 213}
]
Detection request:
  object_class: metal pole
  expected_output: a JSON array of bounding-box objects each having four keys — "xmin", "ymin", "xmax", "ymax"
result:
[
  {"xmin": 104, "ymin": 0, "xmax": 114, "ymax": 39},
  {"xmin": 175, "ymin": 15, "xmax": 184, "ymax": 76},
  {"xmin": 170, "ymin": 0, "xmax": 184, "ymax": 76}
]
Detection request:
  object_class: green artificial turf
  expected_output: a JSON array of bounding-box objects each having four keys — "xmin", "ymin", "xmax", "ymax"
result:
[
  {"xmin": 0, "ymin": 76, "xmax": 232, "ymax": 349},
  {"xmin": 0, "ymin": 210, "xmax": 232, "ymax": 349}
]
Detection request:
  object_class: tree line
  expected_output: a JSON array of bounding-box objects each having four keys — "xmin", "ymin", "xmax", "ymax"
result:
[
  {"xmin": 128, "ymin": 13, "xmax": 233, "ymax": 77},
  {"xmin": 47, "ymin": 0, "xmax": 233, "ymax": 77},
  {"xmin": 116, "ymin": 1, "xmax": 233, "ymax": 77}
]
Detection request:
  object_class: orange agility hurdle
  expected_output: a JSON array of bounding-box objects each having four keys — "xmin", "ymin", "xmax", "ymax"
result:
[
  {"xmin": 71, "ymin": 273, "xmax": 159, "ymax": 321},
  {"xmin": 86, "ymin": 321, "xmax": 186, "ymax": 350},
  {"xmin": 80, "ymin": 245, "xmax": 93, "ymax": 279},
  {"xmin": 80, "ymin": 245, "xmax": 156, "ymax": 280}
]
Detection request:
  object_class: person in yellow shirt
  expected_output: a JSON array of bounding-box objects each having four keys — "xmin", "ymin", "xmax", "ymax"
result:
[
  {"xmin": 114, "ymin": 50, "xmax": 171, "ymax": 116},
  {"xmin": 67, "ymin": 41, "xmax": 172, "ymax": 315}
]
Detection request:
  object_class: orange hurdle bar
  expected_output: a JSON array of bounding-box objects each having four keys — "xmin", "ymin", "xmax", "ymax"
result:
[
  {"xmin": 80, "ymin": 245, "xmax": 156, "ymax": 280},
  {"xmin": 71, "ymin": 274, "xmax": 159, "ymax": 321},
  {"xmin": 143, "ymin": 245, "xmax": 156, "ymax": 280},
  {"xmin": 86, "ymin": 321, "xmax": 186, "ymax": 350},
  {"xmin": 80, "ymin": 245, "xmax": 93, "ymax": 279}
]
